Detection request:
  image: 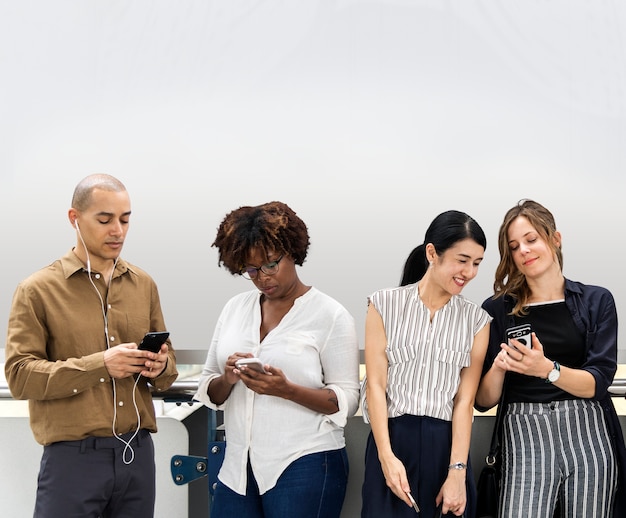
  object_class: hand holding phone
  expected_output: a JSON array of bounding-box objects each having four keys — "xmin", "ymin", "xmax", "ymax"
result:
[
  {"xmin": 506, "ymin": 324, "xmax": 532, "ymax": 349},
  {"xmin": 405, "ymin": 491, "xmax": 420, "ymax": 513},
  {"xmin": 235, "ymin": 357, "xmax": 267, "ymax": 373},
  {"xmin": 138, "ymin": 331, "xmax": 170, "ymax": 353}
]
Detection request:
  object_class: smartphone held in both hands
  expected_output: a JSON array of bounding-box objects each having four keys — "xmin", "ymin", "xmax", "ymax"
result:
[{"xmin": 235, "ymin": 357, "xmax": 268, "ymax": 373}]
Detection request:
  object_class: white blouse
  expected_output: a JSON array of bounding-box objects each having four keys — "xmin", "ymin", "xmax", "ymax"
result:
[
  {"xmin": 194, "ymin": 287, "xmax": 360, "ymax": 495},
  {"xmin": 361, "ymin": 283, "xmax": 491, "ymax": 422}
]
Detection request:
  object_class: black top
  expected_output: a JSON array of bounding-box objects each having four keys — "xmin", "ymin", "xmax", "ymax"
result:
[{"xmin": 506, "ymin": 301, "xmax": 585, "ymax": 403}]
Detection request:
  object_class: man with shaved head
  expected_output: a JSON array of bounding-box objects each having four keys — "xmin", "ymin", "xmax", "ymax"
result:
[{"xmin": 5, "ymin": 173, "xmax": 178, "ymax": 517}]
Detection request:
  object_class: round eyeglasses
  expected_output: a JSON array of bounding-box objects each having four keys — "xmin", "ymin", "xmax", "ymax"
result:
[{"xmin": 239, "ymin": 255, "xmax": 284, "ymax": 280}]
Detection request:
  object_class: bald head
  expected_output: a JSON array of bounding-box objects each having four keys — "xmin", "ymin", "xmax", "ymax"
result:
[{"xmin": 71, "ymin": 174, "xmax": 127, "ymax": 212}]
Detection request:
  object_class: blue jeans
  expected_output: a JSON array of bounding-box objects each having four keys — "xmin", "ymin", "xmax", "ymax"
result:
[{"xmin": 211, "ymin": 448, "xmax": 349, "ymax": 518}]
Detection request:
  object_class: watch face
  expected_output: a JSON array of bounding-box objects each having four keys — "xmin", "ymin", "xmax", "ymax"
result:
[{"xmin": 548, "ymin": 369, "xmax": 560, "ymax": 382}]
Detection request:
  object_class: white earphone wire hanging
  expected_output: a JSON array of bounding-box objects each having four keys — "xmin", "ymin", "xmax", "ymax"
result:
[{"xmin": 77, "ymin": 223, "xmax": 142, "ymax": 464}]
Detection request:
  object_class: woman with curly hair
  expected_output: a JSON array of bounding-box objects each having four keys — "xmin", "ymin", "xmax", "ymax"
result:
[{"xmin": 194, "ymin": 201, "xmax": 360, "ymax": 518}]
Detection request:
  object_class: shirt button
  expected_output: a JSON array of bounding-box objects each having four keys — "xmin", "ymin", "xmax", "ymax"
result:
[
  {"xmin": 100, "ymin": 378, "xmax": 105, "ymax": 383},
  {"xmin": 95, "ymin": 274, "xmax": 101, "ymax": 279},
  {"xmin": 107, "ymin": 303, "xmax": 112, "ymax": 309},
  {"xmin": 73, "ymin": 388, "xmax": 78, "ymax": 393},
  {"xmin": 110, "ymin": 336, "xmax": 115, "ymax": 342},
  {"xmin": 119, "ymin": 401, "xmax": 124, "ymax": 406}
]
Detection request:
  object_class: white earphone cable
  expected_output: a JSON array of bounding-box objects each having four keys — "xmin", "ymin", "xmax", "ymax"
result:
[{"xmin": 77, "ymin": 223, "xmax": 141, "ymax": 464}]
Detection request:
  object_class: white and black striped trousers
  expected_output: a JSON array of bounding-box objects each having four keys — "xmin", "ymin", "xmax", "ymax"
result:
[{"xmin": 499, "ymin": 399, "xmax": 617, "ymax": 518}]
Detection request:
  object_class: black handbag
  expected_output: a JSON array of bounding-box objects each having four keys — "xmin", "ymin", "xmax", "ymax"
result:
[{"xmin": 476, "ymin": 388, "xmax": 506, "ymax": 518}]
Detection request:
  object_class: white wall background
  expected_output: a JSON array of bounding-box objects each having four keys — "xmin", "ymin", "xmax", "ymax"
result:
[{"xmin": 1, "ymin": 1, "xmax": 625, "ymax": 361}]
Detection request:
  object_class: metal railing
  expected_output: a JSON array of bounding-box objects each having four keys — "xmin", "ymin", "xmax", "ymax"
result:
[{"xmin": 3, "ymin": 373, "xmax": 626, "ymax": 400}]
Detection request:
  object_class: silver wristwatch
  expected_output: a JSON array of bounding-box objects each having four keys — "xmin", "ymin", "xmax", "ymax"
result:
[{"xmin": 546, "ymin": 361, "xmax": 561, "ymax": 384}]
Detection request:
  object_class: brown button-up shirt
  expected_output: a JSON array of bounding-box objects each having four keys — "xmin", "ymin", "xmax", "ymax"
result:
[{"xmin": 4, "ymin": 250, "xmax": 178, "ymax": 445}]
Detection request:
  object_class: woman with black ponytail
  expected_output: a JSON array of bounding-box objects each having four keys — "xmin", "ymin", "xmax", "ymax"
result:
[{"xmin": 361, "ymin": 210, "xmax": 491, "ymax": 518}]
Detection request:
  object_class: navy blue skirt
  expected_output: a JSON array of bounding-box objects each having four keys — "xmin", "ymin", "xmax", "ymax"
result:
[{"xmin": 361, "ymin": 414, "xmax": 476, "ymax": 518}]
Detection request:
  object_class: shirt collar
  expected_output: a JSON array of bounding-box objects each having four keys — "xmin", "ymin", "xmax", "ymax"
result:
[{"xmin": 60, "ymin": 248, "xmax": 134, "ymax": 280}]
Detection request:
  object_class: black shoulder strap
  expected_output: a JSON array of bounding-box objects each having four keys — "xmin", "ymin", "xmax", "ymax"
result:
[
  {"xmin": 485, "ymin": 295, "xmax": 514, "ymax": 464},
  {"xmin": 486, "ymin": 376, "xmax": 507, "ymax": 464}
]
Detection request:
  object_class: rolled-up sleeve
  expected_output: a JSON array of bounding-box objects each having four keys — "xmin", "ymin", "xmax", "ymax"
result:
[
  {"xmin": 579, "ymin": 288, "xmax": 618, "ymax": 397},
  {"xmin": 319, "ymin": 307, "xmax": 360, "ymax": 426}
]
